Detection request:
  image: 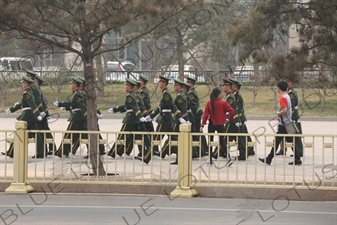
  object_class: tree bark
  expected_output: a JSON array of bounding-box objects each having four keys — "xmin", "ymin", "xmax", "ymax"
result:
[{"xmin": 83, "ymin": 52, "xmax": 106, "ymax": 176}]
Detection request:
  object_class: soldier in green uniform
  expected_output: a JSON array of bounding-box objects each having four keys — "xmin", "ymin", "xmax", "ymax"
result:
[
  {"xmin": 229, "ymin": 78, "xmax": 255, "ymax": 156},
  {"xmin": 146, "ymin": 75, "xmax": 184, "ymax": 160},
  {"xmin": 276, "ymin": 78, "xmax": 303, "ymax": 156},
  {"xmin": 160, "ymin": 79, "xmax": 190, "ymax": 164},
  {"xmin": 107, "ymin": 78, "xmax": 146, "ymax": 158},
  {"xmin": 186, "ymin": 77, "xmax": 208, "ymax": 157},
  {"xmin": 216, "ymin": 79, "xmax": 246, "ymax": 161},
  {"xmin": 139, "ymin": 75, "xmax": 154, "ymax": 134},
  {"xmin": 34, "ymin": 75, "xmax": 57, "ymax": 155},
  {"xmin": 2, "ymin": 77, "xmax": 45, "ymax": 158},
  {"xmin": 54, "ymin": 77, "xmax": 88, "ymax": 157},
  {"xmin": 182, "ymin": 82, "xmax": 200, "ymax": 158},
  {"xmin": 25, "ymin": 70, "xmax": 46, "ymax": 117},
  {"xmin": 77, "ymin": 76, "xmax": 106, "ymax": 158},
  {"xmin": 133, "ymin": 80, "xmax": 152, "ymax": 164}
]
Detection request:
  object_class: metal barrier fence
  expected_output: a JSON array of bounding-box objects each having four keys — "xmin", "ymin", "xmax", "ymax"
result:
[{"xmin": 0, "ymin": 121, "xmax": 336, "ymax": 196}]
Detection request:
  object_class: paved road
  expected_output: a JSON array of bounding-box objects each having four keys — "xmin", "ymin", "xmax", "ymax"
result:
[{"xmin": 0, "ymin": 193, "xmax": 336, "ymax": 225}]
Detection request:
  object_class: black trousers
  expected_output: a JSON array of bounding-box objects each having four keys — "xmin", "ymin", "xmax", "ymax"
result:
[
  {"xmin": 267, "ymin": 124, "xmax": 301, "ymax": 162},
  {"xmin": 6, "ymin": 121, "xmax": 45, "ymax": 157},
  {"xmin": 152, "ymin": 123, "xmax": 173, "ymax": 154},
  {"xmin": 41, "ymin": 118, "xmax": 57, "ymax": 152},
  {"xmin": 208, "ymin": 120, "xmax": 227, "ymax": 163},
  {"xmin": 55, "ymin": 120, "xmax": 87, "ymax": 157},
  {"xmin": 109, "ymin": 123, "xmax": 138, "ymax": 157}
]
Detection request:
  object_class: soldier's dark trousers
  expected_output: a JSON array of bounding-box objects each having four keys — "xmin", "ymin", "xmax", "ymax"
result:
[
  {"xmin": 161, "ymin": 121, "xmax": 180, "ymax": 161},
  {"xmin": 6, "ymin": 121, "xmax": 44, "ymax": 157},
  {"xmin": 241, "ymin": 123, "xmax": 255, "ymax": 156},
  {"xmin": 109, "ymin": 123, "xmax": 137, "ymax": 157},
  {"xmin": 55, "ymin": 120, "xmax": 87, "ymax": 157},
  {"xmin": 136, "ymin": 122, "xmax": 151, "ymax": 157},
  {"xmin": 219, "ymin": 121, "xmax": 246, "ymax": 159},
  {"xmin": 152, "ymin": 123, "xmax": 173, "ymax": 155},
  {"xmin": 194, "ymin": 120, "xmax": 208, "ymax": 156},
  {"xmin": 41, "ymin": 118, "xmax": 57, "ymax": 152}
]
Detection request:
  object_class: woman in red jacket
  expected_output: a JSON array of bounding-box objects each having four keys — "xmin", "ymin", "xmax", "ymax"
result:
[{"xmin": 201, "ymin": 88, "xmax": 234, "ymax": 166}]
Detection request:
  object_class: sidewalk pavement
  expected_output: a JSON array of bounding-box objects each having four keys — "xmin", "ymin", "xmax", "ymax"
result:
[{"xmin": 0, "ymin": 117, "xmax": 336, "ymax": 198}]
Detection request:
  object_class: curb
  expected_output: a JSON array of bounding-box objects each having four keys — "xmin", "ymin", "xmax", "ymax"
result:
[
  {"xmin": 1, "ymin": 182, "xmax": 335, "ymax": 201},
  {"xmin": 1, "ymin": 114, "xmax": 336, "ymax": 121}
]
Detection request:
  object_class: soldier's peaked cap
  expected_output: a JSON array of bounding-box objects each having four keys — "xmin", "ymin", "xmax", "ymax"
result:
[
  {"xmin": 34, "ymin": 75, "xmax": 44, "ymax": 84},
  {"xmin": 21, "ymin": 76, "xmax": 34, "ymax": 84},
  {"xmin": 70, "ymin": 77, "xmax": 82, "ymax": 84},
  {"xmin": 186, "ymin": 76, "xmax": 196, "ymax": 82},
  {"xmin": 183, "ymin": 82, "xmax": 191, "ymax": 88},
  {"xmin": 26, "ymin": 70, "xmax": 38, "ymax": 77},
  {"xmin": 125, "ymin": 78, "xmax": 137, "ymax": 86},
  {"xmin": 221, "ymin": 79, "xmax": 233, "ymax": 85},
  {"xmin": 139, "ymin": 74, "xmax": 149, "ymax": 82},
  {"xmin": 78, "ymin": 76, "xmax": 85, "ymax": 83},
  {"xmin": 158, "ymin": 75, "xmax": 169, "ymax": 82},
  {"xmin": 174, "ymin": 79, "xmax": 185, "ymax": 86},
  {"xmin": 229, "ymin": 78, "xmax": 239, "ymax": 84}
]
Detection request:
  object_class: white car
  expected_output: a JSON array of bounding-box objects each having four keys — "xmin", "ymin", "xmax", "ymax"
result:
[{"xmin": 106, "ymin": 61, "xmax": 140, "ymax": 81}]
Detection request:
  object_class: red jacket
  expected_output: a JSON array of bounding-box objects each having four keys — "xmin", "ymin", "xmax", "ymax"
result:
[{"xmin": 202, "ymin": 97, "xmax": 234, "ymax": 126}]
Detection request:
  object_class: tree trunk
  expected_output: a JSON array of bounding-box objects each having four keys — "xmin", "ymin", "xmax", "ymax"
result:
[
  {"xmin": 176, "ymin": 31, "xmax": 184, "ymax": 81},
  {"xmin": 83, "ymin": 54, "xmax": 106, "ymax": 176},
  {"xmin": 213, "ymin": 61, "xmax": 220, "ymax": 87},
  {"xmin": 96, "ymin": 53, "xmax": 104, "ymax": 98}
]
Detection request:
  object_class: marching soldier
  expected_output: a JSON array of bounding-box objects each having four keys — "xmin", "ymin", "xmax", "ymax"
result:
[
  {"xmin": 134, "ymin": 80, "xmax": 152, "ymax": 164},
  {"xmin": 217, "ymin": 79, "xmax": 246, "ymax": 161},
  {"xmin": 229, "ymin": 78, "xmax": 255, "ymax": 156},
  {"xmin": 107, "ymin": 78, "xmax": 146, "ymax": 158},
  {"xmin": 25, "ymin": 70, "xmax": 46, "ymax": 117},
  {"xmin": 2, "ymin": 77, "xmax": 45, "ymax": 158},
  {"xmin": 54, "ymin": 77, "xmax": 88, "ymax": 157},
  {"xmin": 139, "ymin": 75, "xmax": 154, "ymax": 133},
  {"xmin": 77, "ymin": 76, "xmax": 106, "ymax": 158},
  {"xmin": 34, "ymin": 75, "xmax": 57, "ymax": 155},
  {"xmin": 186, "ymin": 77, "xmax": 208, "ymax": 157},
  {"xmin": 146, "ymin": 75, "xmax": 184, "ymax": 160},
  {"xmin": 182, "ymin": 82, "xmax": 200, "ymax": 158},
  {"xmin": 160, "ymin": 79, "xmax": 190, "ymax": 164}
]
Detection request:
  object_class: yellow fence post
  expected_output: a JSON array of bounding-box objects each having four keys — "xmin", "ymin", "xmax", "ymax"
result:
[
  {"xmin": 170, "ymin": 123, "xmax": 198, "ymax": 198},
  {"xmin": 5, "ymin": 121, "xmax": 35, "ymax": 194}
]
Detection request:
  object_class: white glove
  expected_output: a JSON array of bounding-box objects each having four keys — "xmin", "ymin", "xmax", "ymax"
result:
[
  {"xmin": 97, "ymin": 114, "xmax": 104, "ymax": 119},
  {"xmin": 53, "ymin": 101, "xmax": 58, "ymax": 107},
  {"xmin": 243, "ymin": 121, "xmax": 247, "ymax": 125},
  {"xmin": 179, "ymin": 117, "xmax": 187, "ymax": 124},
  {"xmin": 186, "ymin": 121, "xmax": 192, "ymax": 125},
  {"xmin": 235, "ymin": 122, "xmax": 240, "ymax": 127},
  {"xmin": 139, "ymin": 117, "xmax": 146, "ymax": 122},
  {"xmin": 60, "ymin": 107, "xmax": 65, "ymax": 111},
  {"xmin": 145, "ymin": 115, "xmax": 152, "ymax": 122},
  {"xmin": 14, "ymin": 102, "xmax": 20, "ymax": 106},
  {"xmin": 40, "ymin": 112, "xmax": 46, "ymax": 118},
  {"xmin": 37, "ymin": 116, "xmax": 42, "ymax": 121},
  {"xmin": 108, "ymin": 108, "xmax": 114, "ymax": 114},
  {"xmin": 6, "ymin": 108, "xmax": 11, "ymax": 114}
]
